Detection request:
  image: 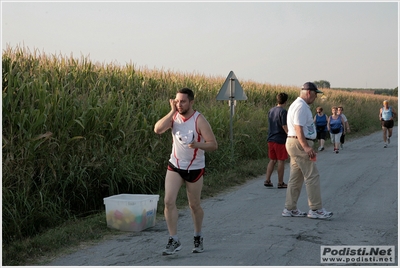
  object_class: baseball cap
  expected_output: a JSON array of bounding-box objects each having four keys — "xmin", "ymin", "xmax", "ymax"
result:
[{"xmin": 302, "ymin": 82, "xmax": 323, "ymax": 93}]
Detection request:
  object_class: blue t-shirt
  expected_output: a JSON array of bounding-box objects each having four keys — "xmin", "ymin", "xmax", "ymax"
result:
[
  {"xmin": 267, "ymin": 106, "xmax": 287, "ymax": 144},
  {"xmin": 329, "ymin": 116, "xmax": 342, "ymax": 133},
  {"xmin": 315, "ymin": 114, "xmax": 328, "ymax": 132}
]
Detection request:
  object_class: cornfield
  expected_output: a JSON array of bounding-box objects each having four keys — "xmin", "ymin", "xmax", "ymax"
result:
[{"xmin": 2, "ymin": 45, "xmax": 397, "ymax": 245}]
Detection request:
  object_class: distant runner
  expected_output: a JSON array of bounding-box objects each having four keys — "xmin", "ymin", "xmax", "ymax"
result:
[{"xmin": 379, "ymin": 100, "xmax": 397, "ymax": 148}]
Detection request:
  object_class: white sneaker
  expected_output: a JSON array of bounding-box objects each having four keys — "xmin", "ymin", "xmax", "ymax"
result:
[
  {"xmin": 307, "ymin": 208, "xmax": 333, "ymax": 219},
  {"xmin": 384, "ymin": 144, "xmax": 388, "ymax": 148},
  {"xmin": 282, "ymin": 208, "xmax": 307, "ymax": 217}
]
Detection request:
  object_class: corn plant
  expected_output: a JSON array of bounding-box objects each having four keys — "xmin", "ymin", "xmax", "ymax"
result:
[{"xmin": 2, "ymin": 45, "xmax": 397, "ymax": 245}]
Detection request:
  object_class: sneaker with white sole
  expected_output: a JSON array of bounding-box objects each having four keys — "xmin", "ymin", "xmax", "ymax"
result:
[
  {"xmin": 282, "ymin": 208, "xmax": 307, "ymax": 217},
  {"xmin": 307, "ymin": 208, "xmax": 333, "ymax": 219},
  {"xmin": 162, "ymin": 237, "xmax": 182, "ymax": 255},
  {"xmin": 192, "ymin": 236, "xmax": 204, "ymax": 253}
]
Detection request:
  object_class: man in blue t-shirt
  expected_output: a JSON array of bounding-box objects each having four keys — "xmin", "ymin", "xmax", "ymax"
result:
[{"xmin": 264, "ymin": 93, "xmax": 289, "ymax": 188}]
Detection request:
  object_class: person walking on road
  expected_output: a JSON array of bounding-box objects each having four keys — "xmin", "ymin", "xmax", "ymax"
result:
[
  {"xmin": 337, "ymin": 106, "xmax": 351, "ymax": 149},
  {"xmin": 314, "ymin": 107, "xmax": 328, "ymax": 151},
  {"xmin": 328, "ymin": 106, "xmax": 346, "ymax": 154},
  {"xmin": 282, "ymin": 82, "xmax": 333, "ymax": 219},
  {"xmin": 379, "ymin": 100, "xmax": 397, "ymax": 148},
  {"xmin": 154, "ymin": 88, "xmax": 218, "ymax": 255},
  {"xmin": 264, "ymin": 93, "xmax": 289, "ymax": 189}
]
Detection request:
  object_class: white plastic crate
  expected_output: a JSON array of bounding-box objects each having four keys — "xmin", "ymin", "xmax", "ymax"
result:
[{"xmin": 103, "ymin": 194, "xmax": 160, "ymax": 232}]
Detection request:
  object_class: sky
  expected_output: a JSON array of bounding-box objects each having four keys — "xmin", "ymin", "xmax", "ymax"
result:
[{"xmin": 1, "ymin": 1, "xmax": 399, "ymax": 89}]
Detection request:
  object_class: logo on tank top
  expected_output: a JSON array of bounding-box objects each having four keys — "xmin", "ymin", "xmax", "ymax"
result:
[{"xmin": 175, "ymin": 130, "xmax": 194, "ymax": 145}]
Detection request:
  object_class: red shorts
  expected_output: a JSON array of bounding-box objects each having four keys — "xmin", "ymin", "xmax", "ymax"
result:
[{"xmin": 268, "ymin": 142, "xmax": 288, "ymax": 161}]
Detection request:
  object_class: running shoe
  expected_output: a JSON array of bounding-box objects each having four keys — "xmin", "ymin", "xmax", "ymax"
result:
[
  {"xmin": 307, "ymin": 208, "xmax": 333, "ymax": 219},
  {"xmin": 282, "ymin": 208, "xmax": 307, "ymax": 217},
  {"xmin": 162, "ymin": 237, "xmax": 182, "ymax": 255},
  {"xmin": 192, "ymin": 236, "xmax": 204, "ymax": 253},
  {"xmin": 384, "ymin": 144, "xmax": 387, "ymax": 148}
]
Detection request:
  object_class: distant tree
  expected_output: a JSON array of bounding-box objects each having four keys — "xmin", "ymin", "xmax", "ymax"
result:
[
  {"xmin": 374, "ymin": 88, "xmax": 398, "ymax": 96},
  {"xmin": 313, "ymin": 80, "xmax": 331, "ymax": 89}
]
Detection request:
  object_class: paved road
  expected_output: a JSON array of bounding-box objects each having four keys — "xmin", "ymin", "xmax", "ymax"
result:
[{"xmin": 47, "ymin": 128, "xmax": 398, "ymax": 266}]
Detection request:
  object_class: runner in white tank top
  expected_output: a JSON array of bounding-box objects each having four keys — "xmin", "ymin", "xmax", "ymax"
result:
[
  {"xmin": 154, "ymin": 88, "xmax": 217, "ymax": 255},
  {"xmin": 169, "ymin": 110, "xmax": 205, "ymax": 170}
]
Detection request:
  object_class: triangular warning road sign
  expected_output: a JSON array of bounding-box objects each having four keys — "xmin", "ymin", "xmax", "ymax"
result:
[{"xmin": 216, "ymin": 71, "xmax": 247, "ymax": 101}]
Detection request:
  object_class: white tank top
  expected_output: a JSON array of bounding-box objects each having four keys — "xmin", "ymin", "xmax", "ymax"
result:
[{"xmin": 169, "ymin": 111, "xmax": 205, "ymax": 170}]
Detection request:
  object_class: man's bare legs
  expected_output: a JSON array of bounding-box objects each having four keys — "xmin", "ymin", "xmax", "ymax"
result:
[
  {"xmin": 186, "ymin": 177, "xmax": 204, "ymax": 234},
  {"xmin": 164, "ymin": 171, "xmax": 183, "ymax": 236},
  {"xmin": 266, "ymin": 159, "xmax": 286, "ymax": 185},
  {"xmin": 277, "ymin": 160, "xmax": 285, "ymax": 185},
  {"xmin": 265, "ymin": 159, "xmax": 276, "ymax": 184},
  {"xmin": 164, "ymin": 171, "xmax": 204, "ymax": 235}
]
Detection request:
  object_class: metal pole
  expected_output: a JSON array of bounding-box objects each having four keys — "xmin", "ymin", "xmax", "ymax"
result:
[{"xmin": 229, "ymin": 78, "xmax": 234, "ymax": 160}]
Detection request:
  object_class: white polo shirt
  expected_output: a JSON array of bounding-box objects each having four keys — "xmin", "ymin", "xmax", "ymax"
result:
[{"xmin": 287, "ymin": 97, "xmax": 317, "ymax": 140}]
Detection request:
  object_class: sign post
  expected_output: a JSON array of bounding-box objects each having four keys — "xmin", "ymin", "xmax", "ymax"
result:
[{"xmin": 216, "ymin": 71, "xmax": 247, "ymax": 160}]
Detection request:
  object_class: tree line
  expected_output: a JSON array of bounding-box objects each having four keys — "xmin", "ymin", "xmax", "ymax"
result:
[{"xmin": 313, "ymin": 80, "xmax": 398, "ymax": 97}]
